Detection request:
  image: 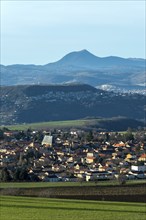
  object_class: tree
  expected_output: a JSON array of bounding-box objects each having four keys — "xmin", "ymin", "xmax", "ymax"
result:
[
  {"xmin": 13, "ymin": 166, "xmax": 30, "ymax": 181},
  {"xmin": 13, "ymin": 167, "xmax": 21, "ymax": 181},
  {"xmin": 34, "ymin": 131, "xmax": 43, "ymax": 143},
  {"xmin": 135, "ymin": 145, "xmax": 141, "ymax": 154},
  {"xmin": 0, "ymin": 129, "xmax": 4, "ymax": 139},
  {"xmin": 0, "ymin": 168, "xmax": 12, "ymax": 182},
  {"xmin": 93, "ymin": 175, "xmax": 98, "ymax": 185},
  {"xmin": 15, "ymin": 131, "xmax": 26, "ymax": 140},
  {"xmin": 29, "ymin": 173, "xmax": 39, "ymax": 182},
  {"xmin": 118, "ymin": 173, "xmax": 126, "ymax": 185},
  {"xmin": 86, "ymin": 131, "xmax": 93, "ymax": 142},
  {"xmin": 104, "ymin": 132, "xmax": 110, "ymax": 142},
  {"xmin": 124, "ymin": 130, "xmax": 134, "ymax": 141},
  {"xmin": 19, "ymin": 167, "xmax": 29, "ymax": 181}
]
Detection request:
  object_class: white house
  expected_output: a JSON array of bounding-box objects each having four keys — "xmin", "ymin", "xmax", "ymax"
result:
[
  {"xmin": 42, "ymin": 135, "xmax": 53, "ymax": 146},
  {"xmin": 131, "ymin": 165, "xmax": 146, "ymax": 172}
]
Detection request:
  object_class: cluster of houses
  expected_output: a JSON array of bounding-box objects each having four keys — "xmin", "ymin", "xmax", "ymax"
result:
[{"xmin": 0, "ymin": 128, "xmax": 146, "ymax": 182}]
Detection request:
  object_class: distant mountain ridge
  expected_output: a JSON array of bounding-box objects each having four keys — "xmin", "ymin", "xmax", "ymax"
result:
[
  {"xmin": 1, "ymin": 50, "xmax": 145, "ymax": 90},
  {"xmin": 51, "ymin": 49, "xmax": 144, "ymax": 67},
  {"xmin": 50, "ymin": 49, "xmax": 101, "ymax": 67}
]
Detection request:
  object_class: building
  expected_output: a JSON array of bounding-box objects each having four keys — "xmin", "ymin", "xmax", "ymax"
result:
[{"xmin": 42, "ymin": 135, "xmax": 53, "ymax": 147}]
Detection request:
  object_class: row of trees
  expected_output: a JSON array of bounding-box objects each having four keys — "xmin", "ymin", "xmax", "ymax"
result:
[{"xmin": 0, "ymin": 166, "xmax": 40, "ymax": 182}]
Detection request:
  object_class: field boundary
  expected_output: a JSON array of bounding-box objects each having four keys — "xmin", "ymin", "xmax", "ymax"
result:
[{"xmin": 1, "ymin": 184, "xmax": 146, "ymax": 203}]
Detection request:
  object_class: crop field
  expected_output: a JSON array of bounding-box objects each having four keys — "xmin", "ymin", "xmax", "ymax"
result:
[{"xmin": 1, "ymin": 196, "xmax": 146, "ymax": 220}]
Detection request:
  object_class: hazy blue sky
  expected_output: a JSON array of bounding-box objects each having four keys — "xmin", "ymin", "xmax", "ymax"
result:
[{"xmin": 1, "ymin": 0, "xmax": 145, "ymax": 65}]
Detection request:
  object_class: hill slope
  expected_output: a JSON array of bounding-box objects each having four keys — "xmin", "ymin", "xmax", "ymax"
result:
[{"xmin": 0, "ymin": 84, "xmax": 145, "ymax": 127}]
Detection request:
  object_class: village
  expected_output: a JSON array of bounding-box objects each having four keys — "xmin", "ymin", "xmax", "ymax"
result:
[{"xmin": 0, "ymin": 127, "xmax": 146, "ymax": 183}]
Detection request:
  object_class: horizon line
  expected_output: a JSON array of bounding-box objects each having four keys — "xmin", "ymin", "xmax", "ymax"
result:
[{"xmin": 1, "ymin": 49, "xmax": 145, "ymax": 66}]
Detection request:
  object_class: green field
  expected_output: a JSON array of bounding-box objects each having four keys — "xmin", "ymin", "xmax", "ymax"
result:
[
  {"xmin": 0, "ymin": 181, "xmax": 94, "ymax": 188},
  {"xmin": 0, "ymin": 119, "xmax": 97, "ymax": 130},
  {"xmin": 1, "ymin": 180, "xmax": 145, "ymax": 188},
  {"xmin": 0, "ymin": 196, "xmax": 145, "ymax": 220},
  {"xmin": 1, "ymin": 118, "xmax": 137, "ymax": 132}
]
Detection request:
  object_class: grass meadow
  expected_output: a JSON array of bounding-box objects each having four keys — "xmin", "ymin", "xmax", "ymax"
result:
[
  {"xmin": 0, "ymin": 179, "xmax": 145, "ymax": 188},
  {"xmin": 1, "ymin": 196, "xmax": 146, "ymax": 220},
  {"xmin": 0, "ymin": 119, "xmax": 93, "ymax": 130}
]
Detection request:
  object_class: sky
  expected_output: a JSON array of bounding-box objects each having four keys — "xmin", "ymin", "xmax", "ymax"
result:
[{"xmin": 1, "ymin": 0, "xmax": 145, "ymax": 65}]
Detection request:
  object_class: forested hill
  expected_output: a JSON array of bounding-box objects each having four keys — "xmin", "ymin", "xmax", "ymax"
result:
[{"xmin": 0, "ymin": 84, "xmax": 145, "ymax": 126}]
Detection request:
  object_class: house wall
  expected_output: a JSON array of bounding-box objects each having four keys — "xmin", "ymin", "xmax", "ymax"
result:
[{"xmin": 131, "ymin": 165, "xmax": 146, "ymax": 172}]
